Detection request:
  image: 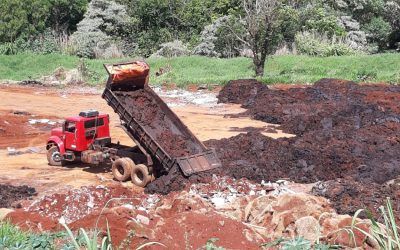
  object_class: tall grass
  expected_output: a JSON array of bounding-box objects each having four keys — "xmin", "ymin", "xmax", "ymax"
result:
[
  {"xmin": 0, "ymin": 53, "xmax": 399, "ymax": 86},
  {"xmin": 347, "ymin": 198, "xmax": 400, "ymax": 249}
]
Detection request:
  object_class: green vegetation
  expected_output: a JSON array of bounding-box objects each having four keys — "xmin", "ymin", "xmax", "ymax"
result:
[
  {"xmin": 347, "ymin": 198, "xmax": 400, "ymax": 249},
  {"xmin": 0, "ymin": 220, "xmax": 63, "ymax": 249},
  {"xmin": 0, "ymin": 53, "xmax": 399, "ymax": 86}
]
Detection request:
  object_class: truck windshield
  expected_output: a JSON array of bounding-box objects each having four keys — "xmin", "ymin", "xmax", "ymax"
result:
[{"xmin": 84, "ymin": 118, "xmax": 104, "ymax": 129}]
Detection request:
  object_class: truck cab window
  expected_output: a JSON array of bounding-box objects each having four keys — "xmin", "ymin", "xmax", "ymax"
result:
[
  {"xmin": 84, "ymin": 118, "xmax": 104, "ymax": 129},
  {"xmin": 65, "ymin": 121, "xmax": 76, "ymax": 133}
]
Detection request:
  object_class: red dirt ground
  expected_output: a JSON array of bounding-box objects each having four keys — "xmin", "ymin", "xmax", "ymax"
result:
[{"xmin": 0, "ymin": 111, "xmax": 59, "ymax": 149}]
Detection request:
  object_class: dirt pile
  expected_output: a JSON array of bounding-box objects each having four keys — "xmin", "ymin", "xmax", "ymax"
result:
[
  {"xmin": 25, "ymin": 185, "xmax": 139, "ymax": 223},
  {"xmin": 211, "ymin": 78, "xmax": 400, "ymax": 217},
  {"xmin": 6, "ymin": 181, "xmax": 375, "ymax": 248},
  {"xmin": 115, "ymin": 88, "xmax": 203, "ymax": 158},
  {"xmin": 0, "ymin": 184, "xmax": 36, "ymax": 208}
]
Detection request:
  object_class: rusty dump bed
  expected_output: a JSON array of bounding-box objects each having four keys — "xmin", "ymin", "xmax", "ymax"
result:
[{"xmin": 102, "ymin": 61, "xmax": 221, "ymax": 176}]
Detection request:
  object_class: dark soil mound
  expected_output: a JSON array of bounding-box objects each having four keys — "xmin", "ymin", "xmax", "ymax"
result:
[
  {"xmin": 217, "ymin": 79, "xmax": 267, "ymax": 105},
  {"xmin": 312, "ymin": 179, "xmax": 400, "ymax": 219},
  {"xmin": 210, "ymin": 78, "xmax": 400, "ymax": 217},
  {"xmin": 0, "ymin": 184, "xmax": 36, "ymax": 208}
]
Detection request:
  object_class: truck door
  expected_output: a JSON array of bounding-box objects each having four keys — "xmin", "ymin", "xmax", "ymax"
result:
[{"xmin": 63, "ymin": 121, "xmax": 77, "ymax": 150}]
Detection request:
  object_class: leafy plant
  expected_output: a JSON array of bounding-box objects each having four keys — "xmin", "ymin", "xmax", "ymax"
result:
[
  {"xmin": 295, "ymin": 30, "xmax": 359, "ymax": 57},
  {"xmin": 282, "ymin": 237, "xmax": 312, "ymax": 250},
  {"xmin": 202, "ymin": 238, "xmax": 225, "ymax": 250},
  {"xmin": 347, "ymin": 198, "xmax": 400, "ymax": 249}
]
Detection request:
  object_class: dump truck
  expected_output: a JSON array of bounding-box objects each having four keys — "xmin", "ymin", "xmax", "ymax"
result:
[{"xmin": 46, "ymin": 61, "xmax": 221, "ymax": 187}]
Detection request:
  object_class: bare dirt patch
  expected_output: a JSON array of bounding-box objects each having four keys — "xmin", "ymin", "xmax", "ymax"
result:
[{"xmin": 0, "ymin": 110, "xmax": 59, "ymax": 149}]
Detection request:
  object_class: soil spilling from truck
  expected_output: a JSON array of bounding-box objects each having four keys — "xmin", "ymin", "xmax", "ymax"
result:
[
  {"xmin": 146, "ymin": 78, "xmax": 400, "ymax": 218},
  {"xmin": 0, "ymin": 184, "xmax": 37, "ymax": 208},
  {"xmin": 115, "ymin": 89, "xmax": 202, "ymax": 158}
]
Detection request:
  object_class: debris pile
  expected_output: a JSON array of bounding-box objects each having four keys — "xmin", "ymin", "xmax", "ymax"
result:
[
  {"xmin": 25, "ymin": 185, "xmax": 143, "ymax": 223},
  {"xmin": 6, "ymin": 182, "xmax": 375, "ymax": 248}
]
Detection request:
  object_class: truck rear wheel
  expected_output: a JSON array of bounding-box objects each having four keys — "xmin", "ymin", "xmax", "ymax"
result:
[
  {"xmin": 112, "ymin": 158, "xmax": 134, "ymax": 182},
  {"xmin": 131, "ymin": 164, "xmax": 152, "ymax": 187},
  {"xmin": 47, "ymin": 146, "xmax": 63, "ymax": 166}
]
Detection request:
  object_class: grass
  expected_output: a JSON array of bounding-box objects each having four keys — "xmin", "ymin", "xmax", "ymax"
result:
[{"xmin": 0, "ymin": 53, "xmax": 399, "ymax": 86}]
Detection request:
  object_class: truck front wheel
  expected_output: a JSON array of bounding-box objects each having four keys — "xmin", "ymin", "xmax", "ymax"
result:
[
  {"xmin": 112, "ymin": 158, "xmax": 134, "ymax": 181},
  {"xmin": 47, "ymin": 146, "xmax": 63, "ymax": 166},
  {"xmin": 131, "ymin": 164, "xmax": 152, "ymax": 187}
]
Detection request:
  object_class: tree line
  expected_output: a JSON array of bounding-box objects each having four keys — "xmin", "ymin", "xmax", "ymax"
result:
[{"xmin": 0, "ymin": 0, "xmax": 399, "ymax": 76}]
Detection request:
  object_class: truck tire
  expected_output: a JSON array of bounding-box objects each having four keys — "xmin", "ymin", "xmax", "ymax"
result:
[
  {"xmin": 47, "ymin": 146, "xmax": 63, "ymax": 166},
  {"xmin": 112, "ymin": 158, "xmax": 134, "ymax": 182},
  {"xmin": 131, "ymin": 164, "xmax": 152, "ymax": 187}
]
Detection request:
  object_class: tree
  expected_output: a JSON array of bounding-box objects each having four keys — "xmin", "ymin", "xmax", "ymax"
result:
[
  {"xmin": 236, "ymin": 0, "xmax": 281, "ymax": 76},
  {"xmin": 47, "ymin": 0, "xmax": 88, "ymax": 34},
  {"xmin": 0, "ymin": 0, "xmax": 51, "ymax": 42}
]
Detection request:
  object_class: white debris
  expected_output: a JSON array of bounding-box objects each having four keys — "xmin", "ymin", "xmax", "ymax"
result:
[
  {"xmin": 210, "ymin": 196, "xmax": 226, "ymax": 209},
  {"xmin": 38, "ymin": 119, "xmax": 50, "ymax": 124},
  {"xmin": 136, "ymin": 214, "xmax": 150, "ymax": 225},
  {"xmin": 153, "ymin": 86, "xmax": 219, "ymax": 107},
  {"xmin": 3, "ymin": 120, "xmax": 9, "ymax": 125},
  {"xmin": 26, "ymin": 147, "xmax": 42, "ymax": 153},
  {"xmin": 249, "ymin": 190, "xmax": 256, "ymax": 196},
  {"xmin": 7, "ymin": 147, "xmax": 21, "ymax": 156},
  {"xmin": 122, "ymin": 204, "xmax": 134, "ymax": 210}
]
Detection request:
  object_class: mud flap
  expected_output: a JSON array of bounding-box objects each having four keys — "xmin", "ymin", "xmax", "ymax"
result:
[{"xmin": 176, "ymin": 149, "xmax": 222, "ymax": 176}]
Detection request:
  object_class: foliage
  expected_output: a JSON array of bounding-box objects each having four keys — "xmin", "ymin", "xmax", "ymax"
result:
[
  {"xmin": 47, "ymin": 0, "xmax": 88, "ymax": 33},
  {"xmin": 295, "ymin": 31, "xmax": 358, "ymax": 56},
  {"xmin": 193, "ymin": 16, "xmax": 245, "ymax": 58},
  {"xmin": 202, "ymin": 238, "xmax": 225, "ymax": 250},
  {"xmin": 151, "ymin": 40, "xmax": 190, "ymax": 58},
  {"xmin": 1, "ymin": 53, "xmax": 400, "ymax": 86},
  {"xmin": 239, "ymin": 0, "xmax": 283, "ymax": 76},
  {"xmin": 117, "ymin": 0, "xmax": 242, "ymax": 56},
  {"xmin": 347, "ymin": 198, "xmax": 400, "ymax": 249},
  {"xmin": 261, "ymin": 236, "xmax": 339, "ymax": 249},
  {"xmin": 281, "ymin": 237, "xmax": 312, "ymax": 250},
  {"xmin": 0, "ymin": 0, "xmax": 51, "ymax": 43},
  {"xmin": 0, "ymin": 0, "xmax": 87, "ymax": 44},
  {"xmin": 301, "ymin": 6, "xmax": 346, "ymax": 37},
  {"xmin": 70, "ymin": 0, "xmax": 130, "ymax": 58},
  {"xmin": 0, "ymin": 220, "xmax": 63, "ymax": 249},
  {"xmin": 363, "ymin": 17, "xmax": 392, "ymax": 50},
  {"xmin": 278, "ymin": 5, "xmax": 300, "ymax": 46}
]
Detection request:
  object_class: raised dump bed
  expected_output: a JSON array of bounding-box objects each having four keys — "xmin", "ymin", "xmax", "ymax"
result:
[{"xmin": 102, "ymin": 61, "xmax": 221, "ymax": 176}]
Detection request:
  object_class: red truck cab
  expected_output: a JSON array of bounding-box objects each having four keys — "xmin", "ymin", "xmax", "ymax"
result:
[{"xmin": 46, "ymin": 110, "xmax": 110, "ymax": 165}]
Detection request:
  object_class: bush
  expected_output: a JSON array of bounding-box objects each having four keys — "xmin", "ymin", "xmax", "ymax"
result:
[
  {"xmin": 69, "ymin": 0, "xmax": 130, "ymax": 58},
  {"xmin": 295, "ymin": 31, "xmax": 358, "ymax": 56},
  {"xmin": 193, "ymin": 16, "xmax": 245, "ymax": 58},
  {"xmin": 363, "ymin": 17, "xmax": 392, "ymax": 50},
  {"xmin": 151, "ymin": 40, "xmax": 190, "ymax": 58},
  {"xmin": 300, "ymin": 6, "xmax": 346, "ymax": 37}
]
